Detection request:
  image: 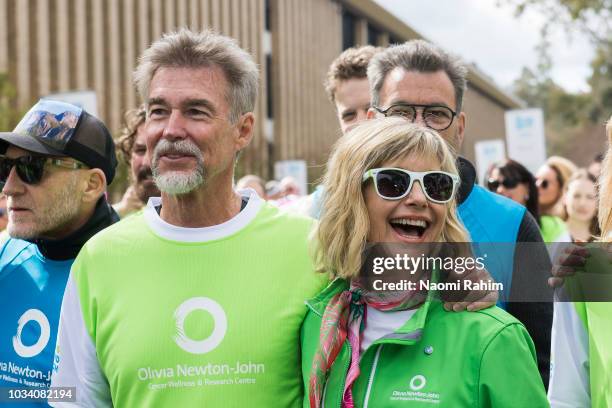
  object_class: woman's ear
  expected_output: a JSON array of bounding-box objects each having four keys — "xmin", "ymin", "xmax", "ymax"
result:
[{"xmin": 81, "ymin": 168, "xmax": 107, "ymax": 203}]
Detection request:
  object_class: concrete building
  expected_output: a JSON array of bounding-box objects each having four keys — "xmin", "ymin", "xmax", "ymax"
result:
[{"xmin": 0, "ymin": 0, "xmax": 521, "ymax": 188}]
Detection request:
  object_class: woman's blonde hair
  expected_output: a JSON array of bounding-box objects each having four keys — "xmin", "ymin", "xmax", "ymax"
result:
[
  {"xmin": 314, "ymin": 118, "xmax": 469, "ymax": 279},
  {"xmin": 599, "ymin": 116, "xmax": 612, "ymax": 241}
]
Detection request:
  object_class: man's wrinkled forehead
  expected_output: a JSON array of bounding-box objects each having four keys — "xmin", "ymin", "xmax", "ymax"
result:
[
  {"xmin": 146, "ymin": 65, "xmax": 229, "ymax": 104},
  {"xmin": 379, "ymin": 67, "xmax": 457, "ymax": 108}
]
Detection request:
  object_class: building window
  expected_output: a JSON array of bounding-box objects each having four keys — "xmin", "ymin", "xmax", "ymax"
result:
[
  {"xmin": 367, "ymin": 24, "xmax": 380, "ymax": 46},
  {"xmin": 264, "ymin": 0, "xmax": 271, "ymax": 31},
  {"xmin": 389, "ymin": 35, "xmax": 402, "ymax": 46},
  {"xmin": 342, "ymin": 10, "xmax": 356, "ymax": 50},
  {"xmin": 266, "ymin": 54, "xmax": 273, "ymax": 119}
]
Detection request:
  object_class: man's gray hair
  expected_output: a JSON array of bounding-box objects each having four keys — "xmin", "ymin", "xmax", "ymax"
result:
[
  {"xmin": 134, "ymin": 29, "xmax": 259, "ymax": 123},
  {"xmin": 368, "ymin": 40, "xmax": 468, "ymax": 112}
]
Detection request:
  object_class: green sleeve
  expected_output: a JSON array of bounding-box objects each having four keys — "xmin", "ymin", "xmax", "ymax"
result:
[{"xmin": 478, "ymin": 323, "xmax": 550, "ymax": 408}]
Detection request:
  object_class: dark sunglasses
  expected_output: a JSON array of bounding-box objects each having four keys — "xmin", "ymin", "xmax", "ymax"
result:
[
  {"xmin": 487, "ymin": 178, "xmax": 519, "ymax": 191},
  {"xmin": 0, "ymin": 155, "xmax": 86, "ymax": 187},
  {"xmin": 363, "ymin": 168, "xmax": 459, "ymax": 203},
  {"xmin": 536, "ymin": 179, "xmax": 550, "ymax": 189}
]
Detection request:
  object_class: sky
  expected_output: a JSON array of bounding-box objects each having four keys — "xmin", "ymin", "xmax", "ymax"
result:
[{"xmin": 373, "ymin": 0, "xmax": 595, "ymax": 94}]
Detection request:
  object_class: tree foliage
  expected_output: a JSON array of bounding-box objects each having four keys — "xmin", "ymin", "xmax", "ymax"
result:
[
  {"xmin": 502, "ymin": 0, "xmax": 611, "ymax": 161},
  {"xmin": 501, "ymin": 0, "xmax": 611, "ymax": 46}
]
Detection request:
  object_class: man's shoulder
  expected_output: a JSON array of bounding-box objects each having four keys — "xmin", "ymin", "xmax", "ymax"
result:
[
  {"xmin": 468, "ymin": 185, "xmax": 525, "ymax": 213},
  {"xmin": 259, "ymin": 201, "xmax": 316, "ymax": 231},
  {"xmin": 80, "ymin": 212, "xmax": 148, "ymax": 251},
  {"xmin": 0, "ymin": 236, "xmax": 35, "ymax": 261},
  {"xmin": 428, "ymin": 303, "xmax": 525, "ymax": 344},
  {"xmin": 0, "ymin": 237, "xmax": 40, "ymax": 280}
]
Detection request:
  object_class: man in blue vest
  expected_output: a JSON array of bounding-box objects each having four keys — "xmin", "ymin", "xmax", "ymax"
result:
[
  {"xmin": 0, "ymin": 99, "xmax": 118, "ymax": 406},
  {"xmin": 366, "ymin": 40, "xmax": 553, "ymax": 387}
]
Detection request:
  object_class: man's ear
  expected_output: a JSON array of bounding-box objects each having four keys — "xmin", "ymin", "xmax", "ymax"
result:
[
  {"xmin": 455, "ymin": 111, "xmax": 466, "ymax": 149},
  {"xmin": 235, "ymin": 112, "xmax": 255, "ymax": 152},
  {"xmin": 81, "ymin": 169, "xmax": 107, "ymax": 203},
  {"xmin": 366, "ymin": 107, "xmax": 378, "ymax": 119}
]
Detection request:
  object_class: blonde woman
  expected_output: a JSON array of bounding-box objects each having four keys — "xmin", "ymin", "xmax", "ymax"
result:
[
  {"xmin": 536, "ymin": 156, "xmax": 578, "ymax": 219},
  {"xmin": 549, "ymin": 116, "xmax": 612, "ymax": 407},
  {"xmin": 563, "ymin": 169, "xmax": 600, "ymax": 242},
  {"xmin": 301, "ymin": 119, "xmax": 547, "ymax": 408},
  {"xmin": 536, "ymin": 156, "xmax": 577, "ymax": 243}
]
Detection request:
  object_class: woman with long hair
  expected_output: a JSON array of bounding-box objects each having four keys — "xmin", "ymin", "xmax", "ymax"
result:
[
  {"xmin": 549, "ymin": 116, "xmax": 612, "ymax": 407},
  {"xmin": 302, "ymin": 118, "xmax": 547, "ymax": 407},
  {"xmin": 535, "ymin": 157, "xmax": 576, "ymax": 243},
  {"xmin": 563, "ymin": 169, "xmax": 600, "ymax": 242},
  {"xmin": 536, "ymin": 156, "xmax": 577, "ymax": 219}
]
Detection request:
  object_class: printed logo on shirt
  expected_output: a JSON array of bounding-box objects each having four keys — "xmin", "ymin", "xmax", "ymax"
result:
[
  {"xmin": 12, "ymin": 309, "xmax": 51, "ymax": 358},
  {"xmin": 173, "ymin": 297, "xmax": 227, "ymax": 355},
  {"xmin": 409, "ymin": 374, "xmax": 427, "ymax": 391},
  {"xmin": 389, "ymin": 374, "xmax": 441, "ymax": 404},
  {"xmin": 136, "ymin": 297, "xmax": 266, "ymax": 391}
]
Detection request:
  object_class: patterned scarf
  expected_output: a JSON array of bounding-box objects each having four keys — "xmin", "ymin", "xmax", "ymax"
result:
[{"xmin": 308, "ymin": 278, "xmax": 427, "ymax": 408}]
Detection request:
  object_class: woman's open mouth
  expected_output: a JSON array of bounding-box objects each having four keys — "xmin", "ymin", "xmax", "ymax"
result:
[{"xmin": 389, "ymin": 217, "xmax": 429, "ymax": 240}]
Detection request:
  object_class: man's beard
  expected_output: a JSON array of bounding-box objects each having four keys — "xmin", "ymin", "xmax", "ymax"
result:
[
  {"xmin": 152, "ymin": 139, "xmax": 205, "ymax": 195},
  {"xmin": 8, "ymin": 173, "xmax": 82, "ymax": 240},
  {"xmin": 134, "ymin": 167, "xmax": 160, "ymax": 202}
]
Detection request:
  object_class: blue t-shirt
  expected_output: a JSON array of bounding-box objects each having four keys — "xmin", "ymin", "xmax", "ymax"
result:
[{"xmin": 0, "ymin": 237, "xmax": 73, "ymax": 407}]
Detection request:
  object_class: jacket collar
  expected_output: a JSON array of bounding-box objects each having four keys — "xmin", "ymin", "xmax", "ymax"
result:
[
  {"xmin": 456, "ymin": 156, "xmax": 476, "ymax": 205},
  {"xmin": 305, "ymin": 272, "xmax": 442, "ymax": 345},
  {"xmin": 304, "ymin": 278, "xmax": 348, "ymax": 317}
]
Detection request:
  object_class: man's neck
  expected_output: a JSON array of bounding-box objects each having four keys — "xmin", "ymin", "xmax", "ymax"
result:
[
  {"xmin": 160, "ymin": 179, "xmax": 242, "ymax": 228},
  {"xmin": 32, "ymin": 196, "xmax": 119, "ymax": 260}
]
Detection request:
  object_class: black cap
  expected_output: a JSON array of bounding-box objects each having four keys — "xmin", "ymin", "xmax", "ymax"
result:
[{"xmin": 0, "ymin": 99, "xmax": 117, "ymax": 184}]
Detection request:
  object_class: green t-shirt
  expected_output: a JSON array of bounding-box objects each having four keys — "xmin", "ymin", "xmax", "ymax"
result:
[
  {"xmin": 540, "ymin": 215, "xmax": 570, "ymax": 243},
  {"xmin": 50, "ymin": 193, "xmax": 327, "ymax": 407}
]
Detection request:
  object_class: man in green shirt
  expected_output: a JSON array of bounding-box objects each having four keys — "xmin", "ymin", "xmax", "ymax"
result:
[{"xmin": 50, "ymin": 29, "xmax": 326, "ymax": 407}]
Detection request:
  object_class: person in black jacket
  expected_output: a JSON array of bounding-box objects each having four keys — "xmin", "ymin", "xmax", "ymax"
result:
[{"xmin": 0, "ymin": 99, "xmax": 119, "ymax": 398}]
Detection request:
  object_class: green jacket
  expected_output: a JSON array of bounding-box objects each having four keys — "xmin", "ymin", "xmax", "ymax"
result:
[{"xmin": 301, "ymin": 280, "xmax": 549, "ymax": 407}]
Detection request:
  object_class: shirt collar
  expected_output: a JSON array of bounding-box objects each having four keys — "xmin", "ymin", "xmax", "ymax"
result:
[{"xmin": 143, "ymin": 188, "xmax": 264, "ymax": 243}]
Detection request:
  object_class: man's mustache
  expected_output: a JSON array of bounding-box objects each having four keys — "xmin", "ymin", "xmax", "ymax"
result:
[
  {"xmin": 137, "ymin": 167, "xmax": 153, "ymax": 182},
  {"xmin": 151, "ymin": 139, "xmax": 205, "ymax": 173}
]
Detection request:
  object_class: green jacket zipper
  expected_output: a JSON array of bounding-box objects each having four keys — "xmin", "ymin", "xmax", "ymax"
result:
[{"xmin": 363, "ymin": 345, "xmax": 383, "ymax": 408}]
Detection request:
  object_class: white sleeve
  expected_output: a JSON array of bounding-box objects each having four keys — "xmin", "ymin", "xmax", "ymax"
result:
[
  {"xmin": 49, "ymin": 273, "xmax": 113, "ymax": 407},
  {"xmin": 548, "ymin": 301, "xmax": 590, "ymax": 408}
]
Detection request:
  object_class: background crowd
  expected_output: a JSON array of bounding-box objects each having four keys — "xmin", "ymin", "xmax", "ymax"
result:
[{"xmin": 0, "ymin": 25, "xmax": 610, "ymax": 408}]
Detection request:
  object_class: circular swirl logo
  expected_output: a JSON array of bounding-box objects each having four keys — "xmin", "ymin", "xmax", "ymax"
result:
[
  {"xmin": 173, "ymin": 297, "xmax": 227, "ymax": 354},
  {"xmin": 13, "ymin": 309, "xmax": 51, "ymax": 358}
]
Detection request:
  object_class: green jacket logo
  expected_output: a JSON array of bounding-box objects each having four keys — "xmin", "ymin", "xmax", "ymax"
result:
[
  {"xmin": 173, "ymin": 297, "xmax": 227, "ymax": 354},
  {"xmin": 409, "ymin": 374, "xmax": 427, "ymax": 391}
]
